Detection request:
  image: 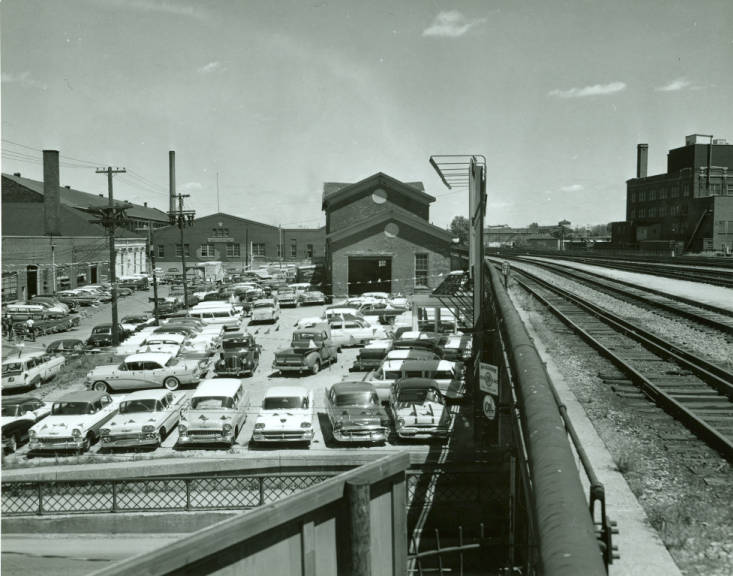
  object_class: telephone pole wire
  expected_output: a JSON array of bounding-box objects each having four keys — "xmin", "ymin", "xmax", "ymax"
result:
[{"xmin": 93, "ymin": 166, "xmax": 128, "ymax": 346}]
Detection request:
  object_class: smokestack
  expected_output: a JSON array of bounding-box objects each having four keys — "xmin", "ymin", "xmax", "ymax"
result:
[
  {"xmin": 43, "ymin": 150, "xmax": 61, "ymax": 236},
  {"xmin": 169, "ymin": 150, "xmax": 176, "ymax": 214},
  {"xmin": 636, "ymin": 143, "xmax": 648, "ymax": 179}
]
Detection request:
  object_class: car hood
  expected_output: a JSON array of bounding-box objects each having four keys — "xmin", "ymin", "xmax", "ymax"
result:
[
  {"xmin": 136, "ymin": 344, "xmax": 180, "ymax": 355},
  {"xmin": 105, "ymin": 413, "xmax": 165, "ymax": 431},
  {"xmin": 394, "ymin": 401, "xmax": 446, "ymax": 425},
  {"xmin": 331, "ymin": 406, "xmax": 385, "ymax": 425},
  {"xmin": 1, "ymin": 415, "xmax": 30, "ymax": 428},
  {"xmin": 182, "ymin": 409, "xmax": 237, "ymax": 429},
  {"xmin": 32, "ymin": 415, "xmax": 101, "ymax": 435},
  {"xmin": 256, "ymin": 408, "xmax": 311, "ymax": 429},
  {"xmin": 275, "ymin": 347, "xmax": 311, "ymax": 356}
]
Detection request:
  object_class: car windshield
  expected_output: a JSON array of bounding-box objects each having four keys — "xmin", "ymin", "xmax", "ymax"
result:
[
  {"xmin": 122, "ymin": 316, "xmax": 146, "ymax": 323},
  {"xmin": 1, "ymin": 405, "xmax": 20, "ymax": 417},
  {"xmin": 223, "ymin": 341, "xmax": 248, "ymax": 350},
  {"xmin": 52, "ymin": 402, "xmax": 92, "ymax": 415},
  {"xmin": 92, "ymin": 327, "xmax": 111, "ymax": 334},
  {"xmin": 165, "ymin": 358, "xmax": 180, "ymax": 367},
  {"xmin": 293, "ymin": 332, "xmax": 319, "ymax": 341},
  {"xmin": 119, "ymin": 399, "xmax": 157, "ymax": 413},
  {"xmin": 2, "ymin": 362, "xmax": 22, "ymax": 375},
  {"xmin": 264, "ymin": 396, "xmax": 303, "ymax": 410},
  {"xmin": 398, "ymin": 388, "xmax": 441, "ymax": 403},
  {"xmin": 190, "ymin": 396, "xmax": 234, "ymax": 409},
  {"xmin": 334, "ymin": 392, "xmax": 375, "ymax": 407}
]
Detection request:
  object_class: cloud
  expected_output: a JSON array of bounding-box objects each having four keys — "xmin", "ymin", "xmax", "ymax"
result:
[
  {"xmin": 655, "ymin": 78, "xmax": 691, "ymax": 92},
  {"xmin": 180, "ymin": 182, "xmax": 203, "ymax": 193},
  {"xmin": 1, "ymin": 71, "xmax": 47, "ymax": 90},
  {"xmin": 422, "ymin": 11, "xmax": 486, "ymax": 38},
  {"xmin": 548, "ymin": 81, "xmax": 626, "ymax": 98},
  {"xmin": 92, "ymin": 0, "xmax": 204, "ymax": 19},
  {"xmin": 198, "ymin": 61, "xmax": 225, "ymax": 74},
  {"xmin": 560, "ymin": 184, "xmax": 584, "ymax": 193}
]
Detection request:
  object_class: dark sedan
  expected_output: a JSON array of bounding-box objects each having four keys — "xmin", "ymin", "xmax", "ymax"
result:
[{"xmin": 86, "ymin": 324, "xmax": 131, "ymax": 348}]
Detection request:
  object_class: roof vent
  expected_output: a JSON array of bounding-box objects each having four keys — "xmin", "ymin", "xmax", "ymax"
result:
[
  {"xmin": 99, "ymin": 194, "xmax": 104, "ymax": 197},
  {"xmin": 144, "ymin": 202, "xmax": 148, "ymax": 207},
  {"xmin": 13, "ymin": 172, "xmax": 21, "ymax": 177},
  {"xmin": 65, "ymin": 185, "xmax": 71, "ymax": 189}
]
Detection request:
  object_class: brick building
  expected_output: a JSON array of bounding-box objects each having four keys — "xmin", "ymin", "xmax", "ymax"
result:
[
  {"xmin": 617, "ymin": 135, "xmax": 733, "ymax": 252},
  {"xmin": 2, "ymin": 152, "xmax": 155, "ymax": 302},
  {"xmin": 151, "ymin": 212, "xmax": 325, "ymax": 277},
  {"xmin": 322, "ymin": 172, "xmax": 455, "ymax": 297}
]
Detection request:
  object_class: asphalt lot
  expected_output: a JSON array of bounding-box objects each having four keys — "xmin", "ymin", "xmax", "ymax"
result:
[{"xmin": 2, "ymin": 286, "xmax": 473, "ymax": 467}]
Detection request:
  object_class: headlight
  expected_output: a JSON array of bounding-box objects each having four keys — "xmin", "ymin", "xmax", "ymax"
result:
[
  {"xmin": 222, "ymin": 423, "xmax": 233, "ymax": 433},
  {"xmin": 178, "ymin": 423, "xmax": 187, "ymax": 434},
  {"xmin": 142, "ymin": 425, "xmax": 155, "ymax": 433},
  {"xmin": 333, "ymin": 420, "xmax": 343, "ymax": 430},
  {"xmin": 71, "ymin": 428, "xmax": 82, "ymax": 438},
  {"xmin": 29, "ymin": 429, "xmax": 37, "ymax": 439},
  {"xmin": 300, "ymin": 422, "xmax": 312, "ymax": 428},
  {"xmin": 254, "ymin": 423, "xmax": 265, "ymax": 430}
]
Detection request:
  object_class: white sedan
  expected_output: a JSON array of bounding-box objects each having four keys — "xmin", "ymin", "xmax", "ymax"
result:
[
  {"xmin": 251, "ymin": 386, "xmax": 314, "ymax": 445},
  {"xmin": 328, "ymin": 317, "xmax": 389, "ymax": 348}
]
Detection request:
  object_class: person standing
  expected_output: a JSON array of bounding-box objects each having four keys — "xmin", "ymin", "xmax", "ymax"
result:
[
  {"xmin": 25, "ymin": 317, "xmax": 35, "ymax": 341},
  {"xmin": 2, "ymin": 313, "xmax": 11, "ymax": 340}
]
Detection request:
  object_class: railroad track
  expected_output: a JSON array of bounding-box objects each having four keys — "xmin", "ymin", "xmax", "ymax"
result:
[
  {"xmin": 509, "ymin": 265, "xmax": 733, "ymax": 460},
  {"xmin": 499, "ymin": 256, "xmax": 733, "ymax": 335}
]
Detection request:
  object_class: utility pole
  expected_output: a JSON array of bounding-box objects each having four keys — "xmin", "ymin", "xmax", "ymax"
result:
[
  {"xmin": 93, "ymin": 167, "xmax": 128, "ymax": 346},
  {"xmin": 137, "ymin": 224, "xmax": 160, "ymax": 324},
  {"xmin": 168, "ymin": 193, "xmax": 195, "ymax": 313}
]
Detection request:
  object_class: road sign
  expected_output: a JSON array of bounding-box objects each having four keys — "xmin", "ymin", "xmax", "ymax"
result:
[
  {"xmin": 479, "ymin": 362, "xmax": 498, "ymax": 396},
  {"xmin": 482, "ymin": 394, "xmax": 496, "ymax": 420}
]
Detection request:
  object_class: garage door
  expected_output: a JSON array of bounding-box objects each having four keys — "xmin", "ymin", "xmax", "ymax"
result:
[{"xmin": 348, "ymin": 257, "xmax": 391, "ymax": 296}]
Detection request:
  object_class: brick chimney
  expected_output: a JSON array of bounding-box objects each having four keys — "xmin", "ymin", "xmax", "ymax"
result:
[
  {"xmin": 636, "ymin": 144, "xmax": 648, "ymax": 179},
  {"xmin": 43, "ymin": 150, "xmax": 61, "ymax": 235}
]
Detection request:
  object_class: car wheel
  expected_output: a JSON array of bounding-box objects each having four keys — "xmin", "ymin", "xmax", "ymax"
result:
[
  {"xmin": 163, "ymin": 376, "xmax": 180, "ymax": 391},
  {"xmin": 6, "ymin": 434, "xmax": 18, "ymax": 454},
  {"xmin": 310, "ymin": 360, "xmax": 320, "ymax": 375},
  {"xmin": 159, "ymin": 427, "xmax": 167, "ymax": 443},
  {"xmin": 80, "ymin": 433, "xmax": 92, "ymax": 453},
  {"xmin": 93, "ymin": 381, "xmax": 109, "ymax": 392}
]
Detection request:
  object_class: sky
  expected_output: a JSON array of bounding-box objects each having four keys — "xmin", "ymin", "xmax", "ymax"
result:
[{"xmin": 2, "ymin": 0, "xmax": 732, "ymax": 230}]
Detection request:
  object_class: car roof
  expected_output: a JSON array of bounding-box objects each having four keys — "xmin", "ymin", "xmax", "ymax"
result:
[
  {"xmin": 120, "ymin": 389, "xmax": 170, "ymax": 401},
  {"xmin": 124, "ymin": 352, "xmax": 173, "ymax": 364},
  {"xmin": 264, "ymin": 385, "xmax": 308, "ymax": 398},
  {"xmin": 3, "ymin": 394, "xmax": 44, "ymax": 405},
  {"xmin": 331, "ymin": 381, "xmax": 376, "ymax": 394},
  {"xmin": 394, "ymin": 377, "xmax": 441, "ymax": 391},
  {"xmin": 55, "ymin": 390, "xmax": 109, "ymax": 402},
  {"xmin": 381, "ymin": 359, "xmax": 454, "ymax": 370},
  {"xmin": 363, "ymin": 339, "xmax": 393, "ymax": 350},
  {"xmin": 192, "ymin": 378, "xmax": 241, "ymax": 397},
  {"xmin": 145, "ymin": 333, "xmax": 185, "ymax": 343},
  {"xmin": 3, "ymin": 351, "xmax": 46, "ymax": 363}
]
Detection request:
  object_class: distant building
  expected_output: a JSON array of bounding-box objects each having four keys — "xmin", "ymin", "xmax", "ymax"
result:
[
  {"xmin": 151, "ymin": 212, "xmax": 325, "ymax": 279},
  {"xmin": 484, "ymin": 224, "xmax": 560, "ymax": 248},
  {"xmin": 1, "ymin": 154, "xmax": 152, "ymax": 301},
  {"xmin": 322, "ymin": 172, "xmax": 457, "ymax": 297},
  {"xmin": 619, "ymin": 135, "xmax": 733, "ymax": 252}
]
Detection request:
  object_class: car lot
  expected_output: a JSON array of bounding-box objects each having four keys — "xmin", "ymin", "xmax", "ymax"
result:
[{"xmin": 2, "ymin": 286, "xmax": 476, "ymax": 466}]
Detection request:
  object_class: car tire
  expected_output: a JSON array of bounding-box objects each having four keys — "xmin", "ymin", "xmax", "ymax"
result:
[
  {"xmin": 310, "ymin": 360, "xmax": 320, "ymax": 375},
  {"xmin": 92, "ymin": 381, "xmax": 109, "ymax": 392},
  {"xmin": 6, "ymin": 433, "xmax": 18, "ymax": 454},
  {"xmin": 164, "ymin": 376, "xmax": 180, "ymax": 391},
  {"xmin": 80, "ymin": 433, "xmax": 92, "ymax": 453},
  {"xmin": 159, "ymin": 427, "xmax": 167, "ymax": 443}
]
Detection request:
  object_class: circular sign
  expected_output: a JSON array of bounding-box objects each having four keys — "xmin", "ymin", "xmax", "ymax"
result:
[
  {"xmin": 384, "ymin": 222, "xmax": 400, "ymax": 238},
  {"xmin": 482, "ymin": 395, "xmax": 496, "ymax": 420}
]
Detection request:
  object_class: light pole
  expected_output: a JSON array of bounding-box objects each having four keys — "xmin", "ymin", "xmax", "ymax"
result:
[
  {"xmin": 558, "ymin": 219, "xmax": 571, "ymax": 251},
  {"xmin": 137, "ymin": 224, "xmax": 160, "ymax": 323},
  {"xmin": 168, "ymin": 194, "xmax": 195, "ymax": 313}
]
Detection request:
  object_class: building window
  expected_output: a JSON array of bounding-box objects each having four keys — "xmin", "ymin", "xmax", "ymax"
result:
[
  {"xmin": 157, "ymin": 245, "xmax": 165, "ymax": 258},
  {"xmin": 306, "ymin": 244, "xmax": 314, "ymax": 258},
  {"xmin": 2, "ymin": 272, "xmax": 18, "ymax": 302},
  {"xmin": 630, "ymin": 208, "xmax": 637, "ymax": 219},
  {"xmin": 226, "ymin": 243, "xmax": 241, "ymax": 257},
  {"xmin": 200, "ymin": 244, "xmax": 216, "ymax": 257},
  {"xmin": 290, "ymin": 240, "xmax": 297, "ymax": 258},
  {"xmin": 212, "ymin": 227, "xmax": 229, "ymax": 238},
  {"xmin": 681, "ymin": 182, "xmax": 690, "ymax": 196},
  {"xmin": 727, "ymin": 184, "xmax": 733, "ymax": 195},
  {"xmin": 175, "ymin": 244, "xmax": 190, "ymax": 257},
  {"xmin": 252, "ymin": 243, "xmax": 266, "ymax": 257},
  {"xmin": 415, "ymin": 254, "xmax": 428, "ymax": 287}
]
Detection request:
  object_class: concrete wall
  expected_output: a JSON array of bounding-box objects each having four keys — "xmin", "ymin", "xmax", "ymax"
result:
[{"xmin": 330, "ymin": 221, "xmax": 451, "ymax": 297}]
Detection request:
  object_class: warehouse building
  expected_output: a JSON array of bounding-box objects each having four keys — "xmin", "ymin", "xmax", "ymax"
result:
[
  {"xmin": 614, "ymin": 135, "xmax": 733, "ymax": 253},
  {"xmin": 322, "ymin": 172, "xmax": 456, "ymax": 297}
]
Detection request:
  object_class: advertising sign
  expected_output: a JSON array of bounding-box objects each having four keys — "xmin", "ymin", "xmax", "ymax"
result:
[{"xmin": 478, "ymin": 362, "xmax": 498, "ymax": 396}]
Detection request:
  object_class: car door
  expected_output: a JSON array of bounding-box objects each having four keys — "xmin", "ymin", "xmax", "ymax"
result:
[
  {"xmin": 145, "ymin": 361, "xmax": 168, "ymax": 387},
  {"xmin": 115, "ymin": 361, "xmax": 143, "ymax": 390}
]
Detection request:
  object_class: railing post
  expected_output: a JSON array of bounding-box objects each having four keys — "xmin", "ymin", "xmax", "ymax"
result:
[
  {"xmin": 112, "ymin": 481, "xmax": 118, "ymax": 513},
  {"xmin": 259, "ymin": 476, "xmax": 265, "ymax": 506},
  {"xmin": 37, "ymin": 483, "xmax": 43, "ymax": 516},
  {"xmin": 391, "ymin": 472, "xmax": 407, "ymax": 576},
  {"xmin": 185, "ymin": 479, "xmax": 191, "ymax": 511},
  {"xmin": 346, "ymin": 479, "xmax": 371, "ymax": 576}
]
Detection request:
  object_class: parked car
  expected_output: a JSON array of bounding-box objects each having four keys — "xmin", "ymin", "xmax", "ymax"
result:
[
  {"xmin": 188, "ymin": 304, "xmax": 242, "ymax": 331},
  {"xmin": 251, "ymin": 386, "xmax": 314, "ymax": 445},
  {"xmin": 46, "ymin": 339, "xmax": 87, "ymax": 357},
  {"xmin": 135, "ymin": 333, "xmax": 185, "ymax": 356},
  {"xmin": 85, "ymin": 352, "xmax": 207, "ymax": 392},
  {"xmin": 329, "ymin": 316, "xmax": 388, "ymax": 348},
  {"xmin": 250, "ymin": 298, "xmax": 280, "ymax": 324},
  {"xmin": 121, "ymin": 314, "xmax": 156, "ymax": 333},
  {"xmin": 325, "ymin": 381, "xmax": 389, "ymax": 444},
  {"xmin": 100, "ymin": 390, "xmax": 186, "ymax": 449},
  {"xmin": 2, "ymin": 352, "xmax": 66, "ymax": 391},
  {"xmin": 86, "ymin": 323, "xmax": 132, "ymax": 348},
  {"xmin": 214, "ymin": 332, "xmax": 260, "ymax": 377},
  {"xmin": 272, "ymin": 325, "xmax": 338, "ymax": 375},
  {"xmin": 277, "ymin": 288, "xmax": 301, "ymax": 308},
  {"xmin": 28, "ymin": 390, "xmax": 118, "ymax": 452},
  {"xmin": 2, "ymin": 395, "xmax": 51, "ymax": 453},
  {"xmin": 301, "ymin": 290, "xmax": 326, "ymax": 306},
  {"xmin": 389, "ymin": 378, "xmax": 451, "ymax": 440},
  {"xmin": 30, "ymin": 296, "xmax": 72, "ymax": 315},
  {"xmin": 177, "ymin": 379, "xmax": 248, "ymax": 447},
  {"xmin": 57, "ymin": 289, "xmax": 98, "ymax": 307},
  {"xmin": 351, "ymin": 339, "xmax": 393, "ymax": 372},
  {"xmin": 440, "ymin": 333, "xmax": 472, "ymax": 362},
  {"xmin": 33, "ymin": 294, "xmax": 78, "ymax": 312},
  {"xmin": 366, "ymin": 359, "xmax": 463, "ymax": 402}
]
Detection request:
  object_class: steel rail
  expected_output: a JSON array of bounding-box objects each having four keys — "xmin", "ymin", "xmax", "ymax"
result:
[{"xmin": 511, "ymin": 268, "xmax": 733, "ymax": 460}]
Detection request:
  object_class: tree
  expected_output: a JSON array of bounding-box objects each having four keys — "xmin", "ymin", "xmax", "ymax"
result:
[{"xmin": 448, "ymin": 216, "xmax": 469, "ymax": 244}]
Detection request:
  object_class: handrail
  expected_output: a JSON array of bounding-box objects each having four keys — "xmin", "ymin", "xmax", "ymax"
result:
[{"xmin": 486, "ymin": 263, "xmax": 607, "ymax": 576}]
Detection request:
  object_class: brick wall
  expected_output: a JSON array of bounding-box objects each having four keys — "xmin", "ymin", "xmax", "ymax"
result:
[
  {"xmin": 330, "ymin": 222, "xmax": 451, "ymax": 297},
  {"xmin": 328, "ymin": 192, "xmax": 429, "ymax": 233}
]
